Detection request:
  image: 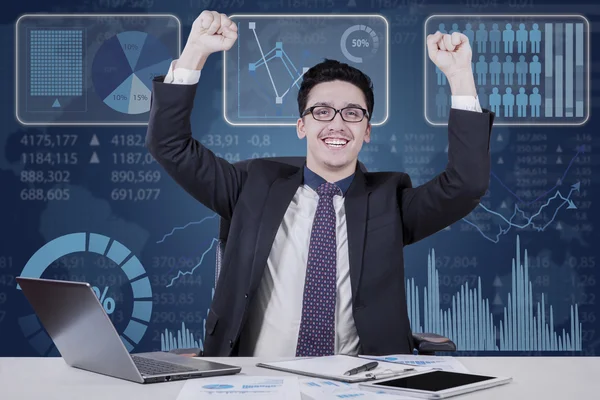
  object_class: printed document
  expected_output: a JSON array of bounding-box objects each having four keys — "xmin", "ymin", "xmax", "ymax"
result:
[
  {"xmin": 359, "ymin": 354, "xmax": 469, "ymax": 373},
  {"xmin": 299, "ymin": 377, "xmax": 417, "ymax": 399},
  {"xmin": 175, "ymin": 376, "xmax": 302, "ymax": 400}
]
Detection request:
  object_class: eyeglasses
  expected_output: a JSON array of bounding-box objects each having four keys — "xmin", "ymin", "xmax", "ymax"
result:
[{"xmin": 301, "ymin": 105, "xmax": 369, "ymax": 123}]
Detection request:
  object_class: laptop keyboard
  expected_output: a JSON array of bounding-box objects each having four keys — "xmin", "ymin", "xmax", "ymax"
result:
[{"xmin": 132, "ymin": 355, "xmax": 198, "ymax": 376}]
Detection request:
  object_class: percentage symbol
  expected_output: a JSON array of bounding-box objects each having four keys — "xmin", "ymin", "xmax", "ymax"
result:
[
  {"xmin": 92, "ymin": 285, "xmax": 116, "ymax": 314},
  {"xmin": 123, "ymin": 43, "xmax": 138, "ymax": 51},
  {"xmin": 352, "ymin": 38, "xmax": 370, "ymax": 47},
  {"xmin": 133, "ymin": 94, "xmax": 148, "ymax": 101}
]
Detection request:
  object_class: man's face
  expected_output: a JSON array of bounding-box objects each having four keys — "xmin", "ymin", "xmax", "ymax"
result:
[{"xmin": 297, "ymin": 80, "xmax": 371, "ymax": 171}]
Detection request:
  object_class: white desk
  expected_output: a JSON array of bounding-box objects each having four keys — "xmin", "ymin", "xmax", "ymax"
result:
[{"xmin": 0, "ymin": 356, "xmax": 597, "ymax": 399}]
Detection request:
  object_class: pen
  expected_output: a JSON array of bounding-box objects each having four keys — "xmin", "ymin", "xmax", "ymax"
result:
[
  {"xmin": 365, "ymin": 368, "xmax": 415, "ymax": 380},
  {"xmin": 343, "ymin": 361, "xmax": 379, "ymax": 376}
]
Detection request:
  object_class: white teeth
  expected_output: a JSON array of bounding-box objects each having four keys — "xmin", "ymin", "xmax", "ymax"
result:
[{"xmin": 324, "ymin": 138, "xmax": 348, "ymax": 145}]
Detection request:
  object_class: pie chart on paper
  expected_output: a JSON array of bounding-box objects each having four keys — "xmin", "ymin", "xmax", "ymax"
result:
[{"xmin": 92, "ymin": 31, "xmax": 173, "ymax": 114}]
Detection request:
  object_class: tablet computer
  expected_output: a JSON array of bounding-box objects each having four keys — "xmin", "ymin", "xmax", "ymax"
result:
[{"xmin": 359, "ymin": 369, "xmax": 512, "ymax": 399}]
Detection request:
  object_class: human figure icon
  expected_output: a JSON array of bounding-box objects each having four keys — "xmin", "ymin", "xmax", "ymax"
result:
[
  {"xmin": 476, "ymin": 23, "xmax": 488, "ymax": 53},
  {"xmin": 516, "ymin": 23, "xmax": 528, "ymax": 53},
  {"xmin": 530, "ymin": 23, "xmax": 541, "ymax": 53},
  {"xmin": 438, "ymin": 23, "xmax": 448, "ymax": 33},
  {"xmin": 489, "ymin": 87, "xmax": 501, "ymax": 115},
  {"xmin": 450, "ymin": 23, "xmax": 460, "ymax": 34},
  {"xmin": 489, "ymin": 23, "xmax": 501, "ymax": 53},
  {"xmin": 516, "ymin": 87, "xmax": 528, "ymax": 117},
  {"xmin": 478, "ymin": 87, "xmax": 488, "ymax": 109},
  {"xmin": 436, "ymin": 86, "xmax": 449, "ymax": 117},
  {"xmin": 436, "ymin": 65, "xmax": 447, "ymax": 85},
  {"xmin": 530, "ymin": 55, "xmax": 541, "ymax": 85},
  {"xmin": 463, "ymin": 23, "xmax": 475, "ymax": 46},
  {"xmin": 516, "ymin": 55, "xmax": 528, "ymax": 85},
  {"xmin": 503, "ymin": 55, "xmax": 514, "ymax": 85},
  {"xmin": 503, "ymin": 87, "xmax": 515, "ymax": 117},
  {"xmin": 490, "ymin": 55, "xmax": 501, "ymax": 85},
  {"xmin": 476, "ymin": 55, "xmax": 488, "ymax": 85},
  {"xmin": 503, "ymin": 23, "xmax": 515, "ymax": 53},
  {"xmin": 530, "ymin": 87, "xmax": 541, "ymax": 117}
]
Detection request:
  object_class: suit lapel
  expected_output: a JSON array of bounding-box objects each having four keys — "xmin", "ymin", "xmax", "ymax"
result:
[
  {"xmin": 249, "ymin": 167, "xmax": 304, "ymax": 292},
  {"xmin": 344, "ymin": 167, "xmax": 370, "ymax": 302},
  {"xmin": 248, "ymin": 164, "xmax": 370, "ymax": 302}
]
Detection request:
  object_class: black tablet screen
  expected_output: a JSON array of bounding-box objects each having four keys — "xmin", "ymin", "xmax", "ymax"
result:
[{"xmin": 373, "ymin": 370, "xmax": 496, "ymax": 392}]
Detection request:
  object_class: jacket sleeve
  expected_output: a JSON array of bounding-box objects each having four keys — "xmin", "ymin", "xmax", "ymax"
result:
[
  {"xmin": 145, "ymin": 76, "xmax": 247, "ymax": 219},
  {"xmin": 399, "ymin": 108, "xmax": 494, "ymax": 246}
]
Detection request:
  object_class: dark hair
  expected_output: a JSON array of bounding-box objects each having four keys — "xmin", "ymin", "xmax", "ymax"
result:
[{"xmin": 297, "ymin": 59, "xmax": 374, "ymax": 120}]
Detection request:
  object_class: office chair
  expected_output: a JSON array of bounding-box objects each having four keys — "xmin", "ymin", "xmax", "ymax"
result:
[{"xmin": 213, "ymin": 156, "xmax": 457, "ymax": 356}]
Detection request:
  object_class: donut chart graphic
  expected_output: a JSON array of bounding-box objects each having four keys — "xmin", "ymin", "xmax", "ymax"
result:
[
  {"xmin": 17, "ymin": 233, "xmax": 152, "ymax": 355},
  {"xmin": 91, "ymin": 31, "xmax": 173, "ymax": 114}
]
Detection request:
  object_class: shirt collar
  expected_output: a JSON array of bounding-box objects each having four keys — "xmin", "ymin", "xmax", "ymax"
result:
[{"xmin": 303, "ymin": 164, "xmax": 355, "ymax": 196}]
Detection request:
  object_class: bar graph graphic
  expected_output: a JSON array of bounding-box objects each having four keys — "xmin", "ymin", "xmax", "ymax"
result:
[
  {"xmin": 160, "ymin": 321, "xmax": 203, "ymax": 352},
  {"xmin": 424, "ymin": 15, "xmax": 589, "ymax": 126},
  {"xmin": 407, "ymin": 235, "xmax": 582, "ymax": 351}
]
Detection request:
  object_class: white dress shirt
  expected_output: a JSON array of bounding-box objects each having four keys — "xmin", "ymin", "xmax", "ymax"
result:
[{"xmin": 161, "ymin": 58, "xmax": 483, "ymax": 356}]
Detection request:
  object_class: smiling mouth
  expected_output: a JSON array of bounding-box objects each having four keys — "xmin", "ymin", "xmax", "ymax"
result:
[{"xmin": 321, "ymin": 138, "xmax": 350, "ymax": 149}]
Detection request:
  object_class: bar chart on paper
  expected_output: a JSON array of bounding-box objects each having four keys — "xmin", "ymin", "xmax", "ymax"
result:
[
  {"xmin": 224, "ymin": 15, "xmax": 388, "ymax": 126},
  {"xmin": 424, "ymin": 15, "xmax": 589, "ymax": 126}
]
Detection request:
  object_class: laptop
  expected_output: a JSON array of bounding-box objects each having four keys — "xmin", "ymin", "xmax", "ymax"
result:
[{"xmin": 16, "ymin": 277, "xmax": 242, "ymax": 383}]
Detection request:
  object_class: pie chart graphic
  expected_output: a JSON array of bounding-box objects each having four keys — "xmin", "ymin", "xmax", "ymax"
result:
[{"xmin": 92, "ymin": 31, "xmax": 173, "ymax": 114}]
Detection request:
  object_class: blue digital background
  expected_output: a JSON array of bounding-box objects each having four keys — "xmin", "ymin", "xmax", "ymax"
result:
[{"xmin": 0, "ymin": 0, "xmax": 598, "ymax": 357}]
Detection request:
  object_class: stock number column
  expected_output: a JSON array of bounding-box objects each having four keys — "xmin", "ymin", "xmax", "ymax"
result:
[
  {"xmin": 110, "ymin": 133, "xmax": 161, "ymax": 202},
  {"xmin": 19, "ymin": 133, "xmax": 77, "ymax": 202}
]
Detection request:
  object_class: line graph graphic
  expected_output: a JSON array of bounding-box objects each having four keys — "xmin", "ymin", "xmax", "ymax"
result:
[
  {"xmin": 155, "ymin": 213, "xmax": 219, "ymax": 282},
  {"xmin": 248, "ymin": 27, "xmax": 309, "ymax": 105},
  {"xmin": 166, "ymin": 238, "xmax": 219, "ymax": 288},
  {"xmin": 225, "ymin": 14, "xmax": 388, "ymax": 126},
  {"xmin": 464, "ymin": 182, "xmax": 580, "ymax": 243},
  {"xmin": 463, "ymin": 147, "xmax": 582, "ymax": 243},
  {"xmin": 492, "ymin": 145, "xmax": 584, "ymax": 205},
  {"xmin": 407, "ymin": 235, "xmax": 582, "ymax": 351},
  {"xmin": 156, "ymin": 214, "xmax": 218, "ymax": 244}
]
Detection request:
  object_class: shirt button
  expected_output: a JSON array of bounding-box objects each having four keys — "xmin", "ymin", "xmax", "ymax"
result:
[
  {"xmin": 229, "ymin": 340, "xmax": 234, "ymax": 347},
  {"xmin": 244, "ymin": 293, "xmax": 248, "ymax": 299}
]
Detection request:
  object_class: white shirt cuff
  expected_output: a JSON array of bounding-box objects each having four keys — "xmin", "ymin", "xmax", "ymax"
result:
[
  {"xmin": 451, "ymin": 95, "xmax": 482, "ymax": 113},
  {"xmin": 164, "ymin": 59, "xmax": 201, "ymax": 85}
]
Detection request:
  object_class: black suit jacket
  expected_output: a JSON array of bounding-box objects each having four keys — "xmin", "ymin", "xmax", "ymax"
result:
[{"xmin": 146, "ymin": 76, "xmax": 494, "ymax": 357}]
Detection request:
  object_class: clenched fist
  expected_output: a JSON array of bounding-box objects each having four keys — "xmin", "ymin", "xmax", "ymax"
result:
[
  {"xmin": 188, "ymin": 10, "xmax": 238, "ymax": 54},
  {"xmin": 177, "ymin": 10, "xmax": 238, "ymax": 70},
  {"xmin": 427, "ymin": 31, "xmax": 472, "ymax": 78}
]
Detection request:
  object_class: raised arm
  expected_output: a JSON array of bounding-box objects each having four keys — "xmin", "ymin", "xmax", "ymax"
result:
[
  {"xmin": 400, "ymin": 107, "xmax": 493, "ymax": 245},
  {"xmin": 400, "ymin": 31, "xmax": 494, "ymax": 245},
  {"xmin": 145, "ymin": 10, "xmax": 244, "ymax": 219}
]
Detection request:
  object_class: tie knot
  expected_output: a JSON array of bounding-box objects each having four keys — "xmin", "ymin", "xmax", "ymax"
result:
[{"xmin": 317, "ymin": 182, "xmax": 341, "ymax": 198}]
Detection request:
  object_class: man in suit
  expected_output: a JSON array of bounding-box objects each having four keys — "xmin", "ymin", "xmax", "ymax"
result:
[{"xmin": 146, "ymin": 10, "xmax": 494, "ymax": 357}]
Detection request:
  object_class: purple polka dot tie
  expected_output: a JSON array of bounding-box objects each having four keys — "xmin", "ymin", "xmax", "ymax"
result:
[{"xmin": 296, "ymin": 182, "xmax": 342, "ymax": 357}]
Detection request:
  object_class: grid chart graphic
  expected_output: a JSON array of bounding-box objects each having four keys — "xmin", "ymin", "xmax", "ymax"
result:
[
  {"xmin": 15, "ymin": 14, "xmax": 180, "ymax": 126},
  {"xmin": 29, "ymin": 29, "xmax": 83, "ymax": 98},
  {"xmin": 424, "ymin": 15, "xmax": 589, "ymax": 126}
]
